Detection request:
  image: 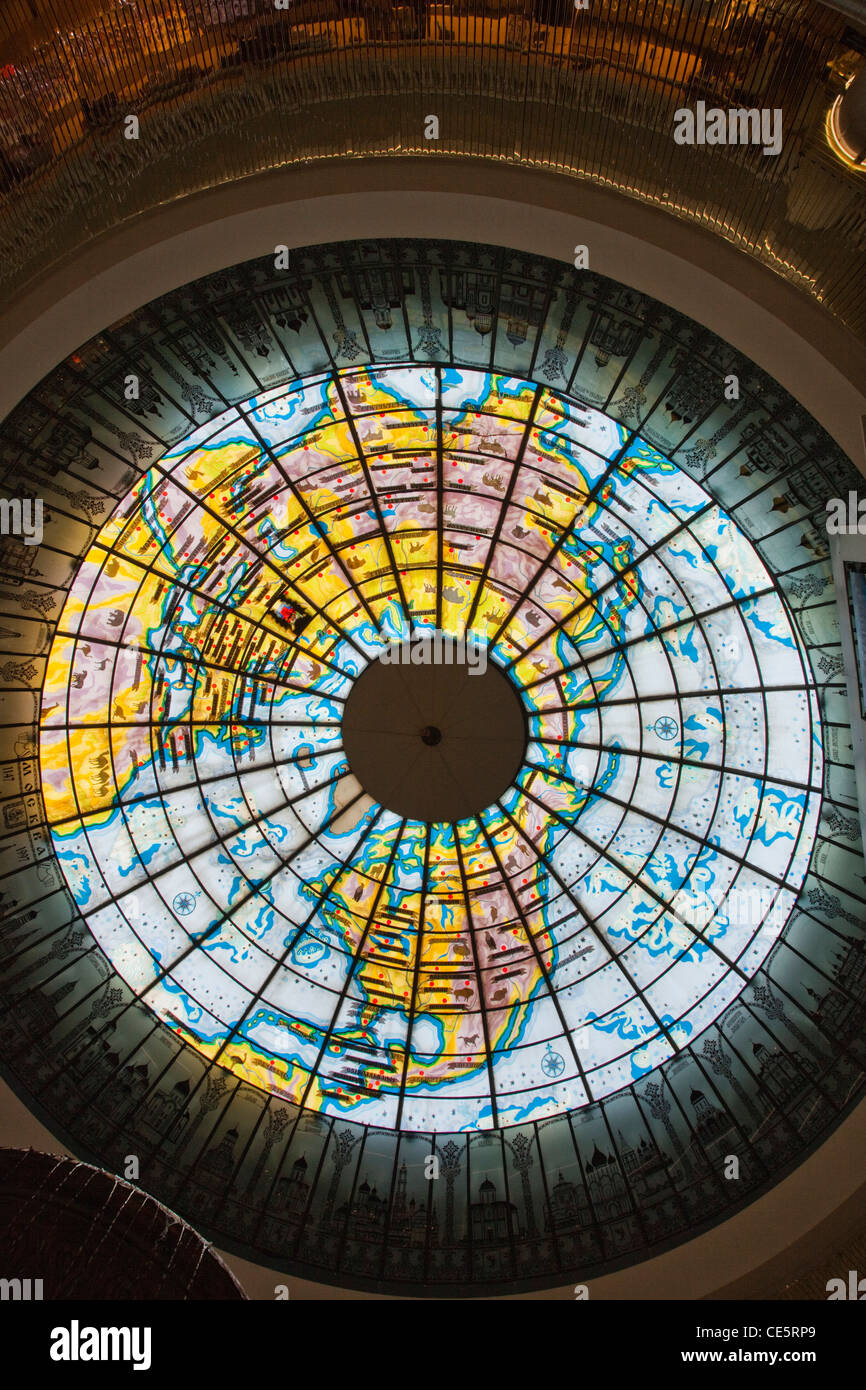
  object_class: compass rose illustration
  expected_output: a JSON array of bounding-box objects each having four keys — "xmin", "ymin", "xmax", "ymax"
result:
[
  {"xmin": 541, "ymin": 1042, "xmax": 565, "ymax": 1078},
  {"xmin": 173, "ymin": 891, "xmax": 197, "ymax": 916},
  {"xmin": 653, "ymin": 715, "xmax": 679, "ymax": 741}
]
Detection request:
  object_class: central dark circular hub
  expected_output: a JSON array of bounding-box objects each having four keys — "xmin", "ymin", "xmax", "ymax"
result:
[{"xmin": 342, "ymin": 648, "xmax": 527, "ymax": 822}]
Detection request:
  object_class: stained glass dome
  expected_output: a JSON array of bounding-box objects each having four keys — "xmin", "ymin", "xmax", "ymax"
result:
[
  {"xmin": 2, "ymin": 238, "xmax": 865, "ymax": 1295},
  {"xmin": 41, "ymin": 366, "xmax": 821, "ymax": 1133}
]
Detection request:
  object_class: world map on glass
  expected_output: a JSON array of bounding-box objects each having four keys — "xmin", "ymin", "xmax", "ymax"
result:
[{"xmin": 40, "ymin": 366, "xmax": 821, "ymax": 1132}]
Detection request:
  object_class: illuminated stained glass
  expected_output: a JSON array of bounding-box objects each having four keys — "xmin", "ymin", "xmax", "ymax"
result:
[{"xmin": 40, "ymin": 365, "xmax": 821, "ymax": 1133}]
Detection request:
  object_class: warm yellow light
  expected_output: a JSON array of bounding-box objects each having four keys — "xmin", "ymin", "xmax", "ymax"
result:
[{"xmin": 825, "ymin": 92, "xmax": 866, "ymax": 172}]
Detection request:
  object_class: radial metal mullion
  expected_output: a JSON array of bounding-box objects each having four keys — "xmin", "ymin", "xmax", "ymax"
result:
[
  {"xmin": 462, "ymin": 383, "xmax": 543, "ymax": 637},
  {"xmin": 394, "ymin": 823, "xmax": 433, "ymax": 1132},
  {"xmin": 435, "ymin": 364, "xmax": 445, "ymax": 631},
  {"xmin": 452, "ymin": 819, "xmax": 499, "ymax": 1128},
  {"xmin": 475, "ymin": 808, "xmax": 594, "ymax": 1102},
  {"xmin": 512, "ymin": 774, "xmax": 752, "ymax": 986},
  {"xmin": 485, "ymin": 424, "xmax": 639, "ymax": 650}
]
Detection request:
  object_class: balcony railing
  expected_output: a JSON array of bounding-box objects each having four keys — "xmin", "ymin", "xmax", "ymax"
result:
[{"xmin": 0, "ymin": 0, "xmax": 863, "ymax": 342}]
